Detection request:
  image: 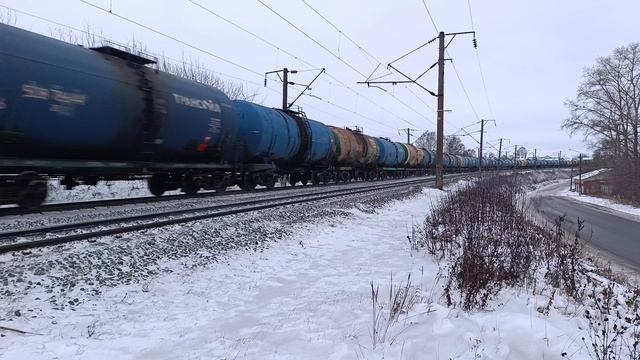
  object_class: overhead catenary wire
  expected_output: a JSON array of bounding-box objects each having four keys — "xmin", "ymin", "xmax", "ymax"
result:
[
  {"xmin": 257, "ymin": 0, "xmax": 367, "ymax": 78},
  {"xmin": 0, "ymin": 4, "xmax": 261, "ymax": 88},
  {"xmin": 467, "ymin": 0, "xmax": 495, "ymax": 118},
  {"xmin": 255, "ymin": 0, "xmax": 432, "ymax": 127},
  {"xmin": 418, "ymin": 0, "xmax": 482, "ymax": 122},
  {"xmin": 189, "ymin": 0, "xmax": 427, "ymax": 128},
  {"xmin": 79, "ymin": 0, "xmax": 264, "ymax": 77},
  {"xmin": 293, "ymin": 0, "xmax": 438, "ymax": 123},
  {"xmin": 300, "ymin": 0, "xmax": 437, "ymax": 114},
  {"xmin": 299, "ymin": 0, "xmax": 378, "ymax": 66}
]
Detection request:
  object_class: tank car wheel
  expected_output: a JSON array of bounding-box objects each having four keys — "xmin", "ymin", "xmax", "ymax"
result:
[
  {"xmin": 148, "ymin": 175, "xmax": 167, "ymax": 197},
  {"xmin": 289, "ymin": 174, "xmax": 299, "ymax": 186},
  {"xmin": 263, "ymin": 175, "xmax": 277, "ymax": 189},
  {"xmin": 321, "ymin": 172, "xmax": 332, "ymax": 185},
  {"xmin": 301, "ymin": 177, "xmax": 309, "ymax": 186},
  {"xmin": 181, "ymin": 175, "xmax": 200, "ymax": 195},
  {"xmin": 16, "ymin": 172, "xmax": 47, "ymax": 209},
  {"xmin": 311, "ymin": 174, "xmax": 320, "ymax": 186},
  {"xmin": 214, "ymin": 183, "xmax": 227, "ymax": 194},
  {"xmin": 240, "ymin": 175, "xmax": 257, "ymax": 191}
]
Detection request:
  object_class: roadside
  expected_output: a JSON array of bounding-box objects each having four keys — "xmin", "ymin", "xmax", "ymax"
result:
[
  {"xmin": 561, "ymin": 186, "xmax": 640, "ymax": 222},
  {"xmin": 527, "ymin": 178, "xmax": 640, "ymax": 278}
]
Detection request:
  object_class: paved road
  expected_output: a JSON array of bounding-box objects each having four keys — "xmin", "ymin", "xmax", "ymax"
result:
[{"xmin": 531, "ymin": 192, "xmax": 640, "ymax": 266}]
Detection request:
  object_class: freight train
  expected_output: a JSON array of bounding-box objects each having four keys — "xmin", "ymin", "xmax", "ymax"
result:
[{"xmin": 0, "ymin": 24, "xmax": 569, "ymax": 208}]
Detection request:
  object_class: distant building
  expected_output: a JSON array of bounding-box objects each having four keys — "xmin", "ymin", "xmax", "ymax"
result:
[{"xmin": 575, "ymin": 169, "xmax": 612, "ymax": 195}]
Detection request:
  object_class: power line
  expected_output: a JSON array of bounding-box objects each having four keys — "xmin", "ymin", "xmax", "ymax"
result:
[
  {"xmin": 420, "ymin": 0, "xmax": 439, "ymax": 33},
  {"xmin": 79, "ymin": 0, "xmax": 263, "ymax": 77},
  {"xmin": 299, "ymin": 0, "xmax": 378, "ymax": 66},
  {"xmin": 449, "ymin": 61, "xmax": 481, "ymax": 121},
  {"xmin": 256, "ymin": 0, "xmax": 366, "ymax": 78},
  {"xmin": 188, "ymin": 0, "xmax": 312, "ymax": 71},
  {"xmin": 255, "ymin": 0, "xmax": 428, "ymax": 127},
  {"xmin": 190, "ymin": 0, "xmax": 426, "ymax": 128},
  {"xmin": 467, "ymin": 0, "xmax": 495, "ymax": 118},
  {"xmin": 299, "ymin": 0, "xmax": 436, "ymax": 114},
  {"xmin": 0, "ymin": 4, "xmax": 262, "ymax": 89},
  {"xmin": 418, "ymin": 0, "xmax": 482, "ymax": 123},
  {"xmin": 466, "ymin": 0, "xmax": 476, "ymax": 29}
]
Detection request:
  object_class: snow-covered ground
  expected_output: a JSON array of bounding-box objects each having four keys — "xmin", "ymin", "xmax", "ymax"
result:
[
  {"xmin": 0, "ymin": 176, "xmax": 619, "ymax": 359},
  {"xmin": 43, "ymin": 179, "xmax": 229, "ymax": 204}
]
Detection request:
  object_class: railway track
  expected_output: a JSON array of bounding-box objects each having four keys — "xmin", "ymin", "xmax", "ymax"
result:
[
  {"xmin": 0, "ymin": 175, "xmax": 467, "ymax": 254},
  {"xmin": 0, "ymin": 174, "xmax": 451, "ymax": 217},
  {"xmin": 0, "ymin": 182, "xmax": 306, "ymax": 217}
]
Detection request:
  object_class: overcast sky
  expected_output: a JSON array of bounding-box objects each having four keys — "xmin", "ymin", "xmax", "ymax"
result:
[{"xmin": 3, "ymin": 0, "xmax": 639, "ymax": 158}]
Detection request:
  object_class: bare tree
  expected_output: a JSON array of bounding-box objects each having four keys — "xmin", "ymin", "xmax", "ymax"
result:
[
  {"xmin": 159, "ymin": 55, "xmax": 258, "ymax": 101},
  {"xmin": 47, "ymin": 24, "xmax": 259, "ymax": 101},
  {"xmin": 564, "ymin": 43, "xmax": 640, "ymax": 159},
  {"xmin": 565, "ymin": 43, "xmax": 640, "ymax": 203},
  {"xmin": 462, "ymin": 148, "xmax": 476, "ymax": 157},
  {"xmin": 414, "ymin": 130, "xmax": 436, "ymax": 150},
  {"xmin": 0, "ymin": 9, "xmax": 17, "ymax": 26},
  {"xmin": 445, "ymin": 136, "xmax": 466, "ymax": 155}
]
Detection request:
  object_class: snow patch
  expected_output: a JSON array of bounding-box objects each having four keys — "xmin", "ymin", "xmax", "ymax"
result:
[{"xmin": 0, "ymin": 183, "xmax": 606, "ymax": 360}]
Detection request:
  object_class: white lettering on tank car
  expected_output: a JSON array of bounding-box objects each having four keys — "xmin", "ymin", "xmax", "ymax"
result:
[
  {"xmin": 0, "ymin": 98, "xmax": 6, "ymax": 110},
  {"xmin": 22, "ymin": 82, "xmax": 87, "ymax": 105},
  {"xmin": 208, "ymin": 118, "xmax": 221, "ymax": 133},
  {"xmin": 22, "ymin": 82, "xmax": 88, "ymax": 116},
  {"xmin": 50, "ymin": 89, "xmax": 87, "ymax": 106},
  {"xmin": 172, "ymin": 93, "xmax": 221, "ymax": 113},
  {"xmin": 22, "ymin": 83, "xmax": 50, "ymax": 100}
]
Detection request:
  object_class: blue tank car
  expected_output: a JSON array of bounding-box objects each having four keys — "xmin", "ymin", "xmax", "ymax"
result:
[
  {"xmin": 424, "ymin": 150, "xmax": 436, "ymax": 167},
  {"xmin": 395, "ymin": 142, "xmax": 408, "ymax": 167},
  {"xmin": 232, "ymin": 100, "xmax": 301, "ymax": 164},
  {"xmin": 0, "ymin": 23, "xmax": 245, "ymax": 205},
  {"xmin": 0, "ymin": 23, "xmax": 237, "ymax": 163},
  {"xmin": 375, "ymin": 138, "xmax": 398, "ymax": 167},
  {"xmin": 307, "ymin": 119, "xmax": 333, "ymax": 164}
]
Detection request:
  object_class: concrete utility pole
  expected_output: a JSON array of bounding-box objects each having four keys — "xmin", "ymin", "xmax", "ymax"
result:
[
  {"xmin": 570, "ymin": 165, "xmax": 574, "ymax": 191},
  {"xmin": 265, "ymin": 67, "xmax": 328, "ymax": 111},
  {"xmin": 498, "ymin": 138, "xmax": 503, "ymax": 160},
  {"xmin": 265, "ymin": 68, "xmax": 297, "ymax": 110},
  {"xmin": 513, "ymin": 145, "xmax": 518, "ymax": 170},
  {"xmin": 400, "ymin": 128, "xmax": 418, "ymax": 145},
  {"xmin": 282, "ymin": 68, "xmax": 289, "ymax": 110},
  {"xmin": 578, "ymin": 153, "xmax": 583, "ymax": 194},
  {"xmin": 478, "ymin": 119, "xmax": 495, "ymax": 172},
  {"xmin": 534, "ymin": 148, "xmax": 537, "ymax": 169},
  {"xmin": 478, "ymin": 120, "xmax": 485, "ymax": 172},
  {"xmin": 435, "ymin": 31, "xmax": 446, "ymax": 190},
  {"xmin": 358, "ymin": 30, "xmax": 475, "ymax": 190}
]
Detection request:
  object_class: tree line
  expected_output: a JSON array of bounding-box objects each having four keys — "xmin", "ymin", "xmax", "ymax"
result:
[
  {"xmin": 413, "ymin": 131, "xmax": 532, "ymax": 160},
  {"xmin": 564, "ymin": 42, "xmax": 640, "ymax": 203},
  {"xmin": 564, "ymin": 43, "xmax": 640, "ymax": 160}
]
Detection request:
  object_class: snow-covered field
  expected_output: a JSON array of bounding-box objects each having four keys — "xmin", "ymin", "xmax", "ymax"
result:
[{"xmin": 1, "ymin": 174, "xmax": 629, "ymax": 360}]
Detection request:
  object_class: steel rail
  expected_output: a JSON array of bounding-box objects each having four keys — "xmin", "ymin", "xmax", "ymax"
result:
[
  {"xmin": 0, "ymin": 174, "xmax": 441, "ymax": 217},
  {"xmin": 0, "ymin": 175, "xmax": 463, "ymax": 254}
]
